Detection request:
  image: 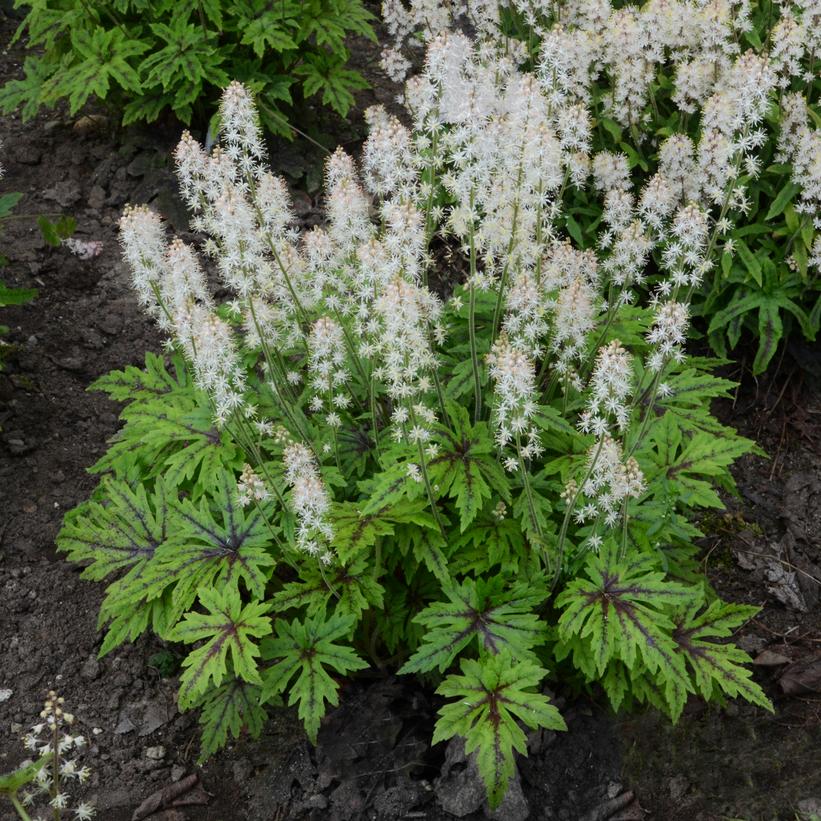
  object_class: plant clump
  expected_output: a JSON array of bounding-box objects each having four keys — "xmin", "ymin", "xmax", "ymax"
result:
[{"xmin": 54, "ymin": 0, "xmax": 821, "ymax": 801}]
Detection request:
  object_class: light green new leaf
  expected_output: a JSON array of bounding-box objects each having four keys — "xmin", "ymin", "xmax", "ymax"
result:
[
  {"xmin": 433, "ymin": 652, "xmax": 566, "ymax": 809},
  {"xmin": 260, "ymin": 613, "xmax": 368, "ymax": 743}
]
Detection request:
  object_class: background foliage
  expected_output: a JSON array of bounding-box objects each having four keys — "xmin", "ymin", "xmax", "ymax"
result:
[{"xmin": 1, "ymin": 0, "xmax": 375, "ymax": 137}]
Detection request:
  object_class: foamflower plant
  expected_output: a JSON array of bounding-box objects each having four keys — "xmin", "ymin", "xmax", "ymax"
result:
[{"xmin": 60, "ymin": 63, "xmax": 778, "ymax": 807}]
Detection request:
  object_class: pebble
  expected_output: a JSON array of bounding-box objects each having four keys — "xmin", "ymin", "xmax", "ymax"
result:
[
  {"xmin": 87, "ymin": 185, "xmax": 106, "ymax": 210},
  {"xmin": 81, "ymin": 655, "xmax": 101, "ymax": 680},
  {"xmin": 144, "ymin": 745, "xmax": 166, "ymax": 761}
]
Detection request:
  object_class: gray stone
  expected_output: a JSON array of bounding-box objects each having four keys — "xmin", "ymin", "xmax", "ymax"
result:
[
  {"xmin": 80, "ymin": 655, "xmax": 100, "ymax": 681},
  {"xmin": 797, "ymin": 798, "xmax": 821, "ymax": 820},
  {"xmin": 114, "ymin": 714, "xmax": 136, "ymax": 735},
  {"xmin": 435, "ymin": 737, "xmax": 530, "ymax": 821},
  {"xmin": 139, "ymin": 700, "xmax": 174, "ymax": 737},
  {"xmin": 87, "ymin": 185, "xmax": 106, "ymax": 211},
  {"xmin": 42, "ymin": 180, "xmax": 81, "ymax": 208}
]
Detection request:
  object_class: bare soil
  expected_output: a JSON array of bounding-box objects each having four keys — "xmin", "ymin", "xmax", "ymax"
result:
[{"xmin": 1, "ymin": 12, "xmax": 820, "ymax": 821}]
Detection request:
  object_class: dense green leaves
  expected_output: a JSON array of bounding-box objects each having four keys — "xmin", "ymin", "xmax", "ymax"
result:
[
  {"xmin": 3, "ymin": 0, "xmax": 375, "ymax": 137},
  {"xmin": 90, "ymin": 353, "xmax": 243, "ymax": 490}
]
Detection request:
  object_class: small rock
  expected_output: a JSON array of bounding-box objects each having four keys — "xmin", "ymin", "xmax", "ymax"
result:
[
  {"xmin": 753, "ymin": 649, "xmax": 791, "ymax": 666},
  {"xmin": 55, "ymin": 356, "xmax": 85, "ymax": 373},
  {"xmin": 667, "ymin": 775, "xmax": 689, "ymax": 802},
  {"xmin": 232, "ymin": 758, "xmax": 253, "ymax": 784},
  {"xmin": 140, "ymin": 701, "xmax": 174, "ymax": 737},
  {"xmin": 87, "ymin": 185, "xmax": 106, "ymax": 210},
  {"xmin": 306, "ymin": 794, "xmax": 328, "ymax": 810},
  {"xmin": 171, "ymin": 765, "xmax": 186, "ymax": 781},
  {"xmin": 797, "ymin": 798, "xmax": 821, "ymax": 819},
  {"xmin": 15, "ymin": 145, "xmax": 42, "ymax": 165},
  {"xmin": 6, "ymin": 439, "xmax": 28, "ymax": 455},
  {"xmin": 114, "ymin": 715, "xmax": 136, "ymax": 735},
  {"xmin": 0, "ymin": 688, "xmax": 13, "ymax": 703},
  {"xmin": 80, "ymin": 655, "xmax": 100, "ymax": 681},
  {"xmin": 42, "ymin": 180, "xmax": 82, "ymax": 208},
  {"xmin": 127, "ymin": 152, "xmax": 161, "ymax": 177},
  {"xmin": 489, "ymin": 770, "xmax": 529, "ymax": 821},
  {"xmin": 737, "ymin": 634, "xmax": 767, "ymax": 655},
  {"xmin": 144, "ymin": 745, "xmax": 166, "ymax": 761}
]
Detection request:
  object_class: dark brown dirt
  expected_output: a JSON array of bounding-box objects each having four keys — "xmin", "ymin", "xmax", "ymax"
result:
[{"xmin": 1, "ymin": 11, "xmax": 820, "ymax": 821}]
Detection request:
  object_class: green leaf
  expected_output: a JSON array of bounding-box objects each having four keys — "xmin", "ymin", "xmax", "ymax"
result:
[
  {"xmin": 61, "ymin": 27, "xmax": 148, "ymax": 113},
  {"xmin": 271, "ymin": 553, "xmax": 384, "ymax": 620},
  {"xmin": 753, "ymin": 302, "xmax": 782, "ymax": 374},
  {"xmin": 645, "ymin": 414, "xmax": 754, "ymax": 509},
  {"xmin": 0, "ymin": 192, "xmax": 23, "ymax": 218},
  {"xmin": 428, "ymin": 403, "xmax": 504, "ymax": 531},
  {"xmin": 168, "ymin": 586, "xmax": 272, "ymax": 709},
  {"xmin": 556, "ymin": 545, "xmax": 694, "ymax": 714},
  {"xmin": 143, "ymin": 469, "xmax": 277, "ymax": 623},
  {"xmin": 765, "ymin": 181, "xmax": 800, "ymax": 220},
  {"xmin": 433, "ymin": 652, "xmax": 566, "ymax": 809},
  {"xmin": 0, "ymin": 754, "xmax": 53, "ymax": 795},
  {"xmin": 734, "ymin": 240, "xmax": 763, "ymax": 287},
  {"xmin": 90, "ymin": 356, "xmax": 242, "ymax": 490},
  {"xmin": 399, "ymin": 576, "xmax": 549, "ymax": 675},
  {"xmin": 673, "ymin": 599, "xmax": 773, "ymax": 717},
  {"xmin": 194, "ymin": 678, "xmax": 267, "ymax": 762},
  {"xmin": 0, "ymin": 281, "xmax": 37, "ymax": 306},
  {"xmin": 331, "ymin": 498, "xmax": 436, "ymax": 563},
  {"xmin": 260, "ymin": 613, "xmax": 368, "ymax": 742},
  {"xmin": 37, "ymin": 214, "xmax": 76, "ymax": 246},
  {"xmin": 56, "ymin": 477, "xmax": 170, "ymax": 581}
]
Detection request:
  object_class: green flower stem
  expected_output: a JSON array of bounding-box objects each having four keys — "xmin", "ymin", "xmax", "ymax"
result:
[
  {"xmin": 369, "ymin": 372, "xmax": 382, "ymax": 457},
  {"xmin": 468, "ymin": 192, "xmax": 483, "ymax": 423},
  {"xmin": 554, "ymin": 435, "xmax": 605, "ymax": 589},
  {"xmin": 331, "ymin": 305, "xmax": 369, "ymax": 388},
  {"xmin": 247, "ymin": 298, "xmax": 312, "ymax": 444},
  {"xmin": 515, "ymin": 434, "xmax": 547, "ymax": 563},
  {"xmin": 407, "ymin": 408, "xmax": 447, "ymax": 539},
  {"xmin": 10, "ymin": 794, "xmax": 32, "ymax": 821}
]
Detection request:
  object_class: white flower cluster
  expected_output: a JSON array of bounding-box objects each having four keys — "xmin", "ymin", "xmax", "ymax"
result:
[
  {"xmin": 371, "ymin": 276, "xmax": 442, "ymax": 442},
  {"xmin": 576, "ymin": 435, "xmax": 645, "ymax": 526},
  {"xmin": 237, "ymin": 463, "xmax": 270, "ymax": 508},
  {"xmin": 487, "ymin": 335, "xmax": 543, "ymax": 470},
  {"xmin": 777, "ymin": 93, "xmax": 821, "ymax": 228},
  {"xmin": 19, "ymin": 691, "xmax": 95, "ymax": 821},
  {"xmin": 579, "ymin": 340, "xmax": 634, "ymax": 436},
  {"xmin": 283, "ymin": 441, "xmax": 334, "ymax": 563},
  {"xmin": 307, "ymin": 316, "xmax": 351, "ymax": 428}
]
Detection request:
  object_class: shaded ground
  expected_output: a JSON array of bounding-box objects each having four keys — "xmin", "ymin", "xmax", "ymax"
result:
[{"xmin": 1, "ymin": 12, "xmax": 820, "ymax": 821}]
